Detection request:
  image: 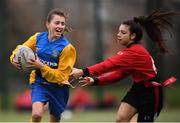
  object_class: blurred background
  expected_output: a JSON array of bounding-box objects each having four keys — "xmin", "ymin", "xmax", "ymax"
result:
[{"xmin": 0, "ymin": 0, "xmax": 180, "ymax": 122}]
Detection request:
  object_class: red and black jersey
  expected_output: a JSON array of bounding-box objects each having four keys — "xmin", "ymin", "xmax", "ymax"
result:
[{"xmin": 85, "ymin": 44, "xmax": 157, "ymax": 85}]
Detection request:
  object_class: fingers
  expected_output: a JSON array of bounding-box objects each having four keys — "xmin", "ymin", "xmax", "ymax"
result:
[
  {"xmin": 13, "ymin": 62, "xmax": 21, "ymax": 69},
  {"xmin": 70, "ymin": 68, "xmax": 83, "ymax": 79},
  {"xmin": 12, "ymin": 59, "xmax": 21, "ymax": 69},
  {"xmin": 79, "ymin": 77, "xmax": 94, "ymax": 87},
  {"xmin": 69, "ymin": 77, "xmax": 77, "ymax": 84},
  {"xmin": 30, "ymin": 58, "xmax": 36, "ymax": 62},
  {"xmin": 26, "ymin": 64, "xmax": 36, "ymax": 69},
  {"xmin": 26, "ymin": 60, "xmax": 35, "ymax": 68},
  {"xmin": 26, "ymin": 58, "xmax": 43, "ymax": 69},
  {"xmin": 13, "ymin": 60, "xmax": 19, "ymax": 64},
  {"xmin": 11, "ymin": 56, "xmax": 41, "ymax": 70},
  {"xmin": 70, "ymin": 68, "xmax": 77, "ymax": 76},
  {"xmin": 68, "ymin": 76, "xmax": 94, "ymax": 88},
  {"xmin": 79, "ymin": 81, "xmax": 89, "ymax": 87}
]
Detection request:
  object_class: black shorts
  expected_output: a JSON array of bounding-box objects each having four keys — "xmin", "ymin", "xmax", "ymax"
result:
[{"xmin": 122, "ymin": 82, "xmax": 163, "ymax": 122}]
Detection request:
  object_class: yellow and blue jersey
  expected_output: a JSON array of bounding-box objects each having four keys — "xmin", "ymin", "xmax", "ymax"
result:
[
  {"xmin": 10, "ymin": 32, "xmax": 76, "ymax": 85},
  {"xmin": 10, "ymin": 32, "xmax": 76, "ymax": 119}
]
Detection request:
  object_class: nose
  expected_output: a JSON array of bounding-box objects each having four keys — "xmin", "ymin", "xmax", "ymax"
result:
[
  {"xmin": 58, "ymin": 24, "xmax": 63, "ymax": 29},
  {"xmin": 57, "ymin": 22, "xmax": 65, "ymax": 28},
  {"xmin": 117, "ymin": 32, "xmax": 120, "ymax": 37}
]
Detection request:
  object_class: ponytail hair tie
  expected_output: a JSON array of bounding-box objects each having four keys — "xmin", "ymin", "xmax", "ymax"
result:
[{"xmin": 134, "ymin": 16, "xmax": 147, "ymax": 25}]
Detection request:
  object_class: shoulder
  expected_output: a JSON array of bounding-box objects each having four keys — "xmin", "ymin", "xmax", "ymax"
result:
[
  {"xmin": 27, "ymin": 32, "xmax": 40, "ymax": 39},
  {"xmin": 59, "ymin": 36, "xmax": 76, "ymax": 53},
  {"xmin": 125, "ymin": 44, "xmax": 150, "ymax": 55},
  {"xmin": 60, "ymin": 43, "xmax": 76, "ymax": 58},
  {"xmin": 64, "ymin": 43, "xmax": 76, "ymax": 52},
  {"xmin": 59, "ymin": 36, "xmax": 70, "ymax": 46},
  {"xmin": 36, "ymin": 32, "xmax": 47, "ymax": 39},
  {"xmin": 116, "ymin": 44, "xmax": 151, "ymax": 60}
]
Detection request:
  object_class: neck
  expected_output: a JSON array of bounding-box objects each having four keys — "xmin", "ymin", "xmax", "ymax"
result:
[
  {"xmin": 48, "ymin": 35, "xmax": 62, "ymax": 42},
  {"xmin": 126, "ymin": 41, "xmax": 135, "ymax": 48}
]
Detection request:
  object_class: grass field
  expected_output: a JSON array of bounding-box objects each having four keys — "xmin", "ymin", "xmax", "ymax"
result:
[
  {"xmin": 0, "ymin": 108, "xmax": 180, "ymax": 122},
  {"xmin": 1, "ymin": 84, "xmax": 179, "ymax": 122}
]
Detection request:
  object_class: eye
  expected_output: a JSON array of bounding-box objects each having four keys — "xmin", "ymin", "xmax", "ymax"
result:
[
  {"xmin": 121, "ymin": 30, "xmax": 126, "ymax": 34},
  {"xmin": 54, "ymin": 21, "xmax": 60, "ymax": 25},
  {"xmin": 61, "ymin": 22, "xmax": 65, "ymax": 26}
]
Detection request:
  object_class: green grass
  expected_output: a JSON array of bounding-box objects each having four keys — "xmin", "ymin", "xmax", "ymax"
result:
[
  {"xmin": 0, "ymin": 109, "xmax": 180, "ymax": 122},
  {"xmin": 1, "ymin": 84, "xmax": 179, "ymax": 122}
]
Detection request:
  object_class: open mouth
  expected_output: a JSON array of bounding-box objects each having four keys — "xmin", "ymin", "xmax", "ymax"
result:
[{"xmin": 55, "ymin": 28, "xmax": 63, "ymax": 33}]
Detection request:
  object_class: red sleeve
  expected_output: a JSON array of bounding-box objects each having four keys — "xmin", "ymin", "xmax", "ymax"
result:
[
  {"xmin": 97, "ymin": 69, "xmax": 129, "ymax": 86},
  {"xmin": 87, "ymin": 50, "xmax": 133, "ymax": 76}
]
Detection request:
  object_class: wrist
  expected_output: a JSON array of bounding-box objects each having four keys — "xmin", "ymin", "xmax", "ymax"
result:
[
  {"xmin": 91, "ymin": 77, "xmax": 99, "ymax": 86},
  {"xmin": 38, "ymin": 63, "xmax": 44, "ymax": 69},
  {"xmin": 82, "ymin": 68, "xmax": 90, "ymax": 77}
]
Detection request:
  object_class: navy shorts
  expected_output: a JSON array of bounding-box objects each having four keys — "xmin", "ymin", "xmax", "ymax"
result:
[
  {"xmin": 31, "ymin": 82, "xmax": 69, "ymax": 120},
  {"xmin": 122, "ymin": 82, "xmax": 163, "ymax": 122}
]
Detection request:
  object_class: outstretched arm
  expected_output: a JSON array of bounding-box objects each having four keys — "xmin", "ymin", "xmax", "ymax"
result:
[
  {"xmin": 96, "ymin": 69, "xmax": 129, "ymax": 86},
  {"xmin": 79, "ymin": 69, "xmax": 129, "ymax": 86},
  {"xmin": 70, "ymin": 50, "xmax": 132, "ymax": 79}
]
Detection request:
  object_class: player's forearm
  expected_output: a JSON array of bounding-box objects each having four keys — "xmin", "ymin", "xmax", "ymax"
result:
[
  {"xmin": 84, "ymin": 59, "xmax": 116, "ymax": 76},
  {"xmin": 40, "ymin": 65, "xmax": 71, "ymax": 83},
  {"xmin": 97, "ymin": 70, "xmax": 128, "ymax": 85},
  {"xmin": 10, "ymin": 45, "xmax": 22, "ymax": 63}
]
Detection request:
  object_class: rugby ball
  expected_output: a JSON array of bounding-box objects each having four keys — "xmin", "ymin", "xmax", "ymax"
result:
[{"xmin": 15, "ymin": 45, "xmax": 36, "ymax": 71}]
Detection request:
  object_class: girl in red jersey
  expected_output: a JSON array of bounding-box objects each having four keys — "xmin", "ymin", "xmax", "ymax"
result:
[{"xmin": 70, "ymin": 10, "xmax": 178, "ymax": 122}]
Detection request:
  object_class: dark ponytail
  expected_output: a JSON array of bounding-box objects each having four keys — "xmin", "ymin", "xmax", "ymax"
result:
[{"xmin": 134, "ymin": 10, "xmax": 179, "ymax": 54}]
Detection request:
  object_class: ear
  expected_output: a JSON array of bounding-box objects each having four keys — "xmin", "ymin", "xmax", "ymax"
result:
[
  {"xmin": 130, "ymin": 33, "xmax": 136, "ymax": 40},
  {"xmin": 45, "ymin": 21, "xmax": 49, "ymax": 29}
]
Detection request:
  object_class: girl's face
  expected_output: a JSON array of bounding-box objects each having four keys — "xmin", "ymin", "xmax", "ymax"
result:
[
  {"xmin": 117, "ymin": 24, "xmax": 135, "ymax": 46},
  {"xmin": 46, "ymin": 14, "xmax": 66, "ymax": 41}
]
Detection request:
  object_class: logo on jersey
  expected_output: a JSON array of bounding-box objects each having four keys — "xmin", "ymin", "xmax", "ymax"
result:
[
  {"xmin": 117, "ymin": 51, "xmax": 124, "ymax": 55},
  {"xmin": 39, "ymin": 58, "xmax": 58, "ymax": 68},
  {"xmin": 52, "ymin": 50, "xmax": 60, "ymax": 59}
]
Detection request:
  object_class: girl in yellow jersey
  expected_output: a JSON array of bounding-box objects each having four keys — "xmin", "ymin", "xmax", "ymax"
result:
[{"xmin": 10, "ymin": 8, "xmax": 76, "ymax": 122}]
